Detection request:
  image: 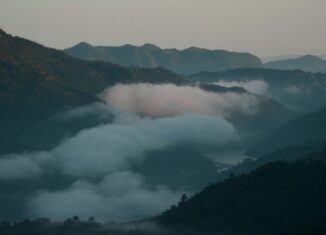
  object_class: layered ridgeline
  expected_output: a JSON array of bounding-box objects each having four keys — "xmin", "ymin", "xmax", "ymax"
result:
[
  {"xmin": 205, "ymin": 106, "xmax": 326, "ymax": 184},
  {"xmin": 0, "ymin": 29, "xmax": 293, "ymax": 155},
  {"xmin": 264, "ymin": 55, "xmax": 326, "ymax": 73},
  {"xmin": 203, "ymin": 104, "xmax": 326, "ymax": 186},
  {"xmin": 64, "ymin": 42, "xmax": 262, "ymax": 75},
  {"xmin": 0, "ymin": 29, "xmax": 183, "ymax": 118},
  {"xmin": 0, "ymin": 29, "xmax": 183, "ymax": 153},
  {"xmin": 189, "ymin": 68, "xmax": 326, "ymax": 113}
]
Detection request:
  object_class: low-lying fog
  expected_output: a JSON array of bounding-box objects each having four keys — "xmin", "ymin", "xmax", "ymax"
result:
[{"xmin": 0, "ymin": 83, "xmax": 264, "ymax": 222}]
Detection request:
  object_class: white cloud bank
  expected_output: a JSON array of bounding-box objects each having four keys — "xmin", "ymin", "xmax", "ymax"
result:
[
  {"xmin": 0, "ymin": 103, "xmax": 238, "ymax": 221},
  {"xmin": 101, "ymin": 83, "xmax": 260, "ymax": 118},
  {"xmin": 0, "ymin": 83, "xmax": 268, "ymax": 221}
]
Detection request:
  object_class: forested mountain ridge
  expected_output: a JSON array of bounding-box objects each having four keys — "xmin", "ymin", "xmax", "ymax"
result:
[{"xmin": 157, "ymin": 150, "xmax": 326, "ymax": 235}]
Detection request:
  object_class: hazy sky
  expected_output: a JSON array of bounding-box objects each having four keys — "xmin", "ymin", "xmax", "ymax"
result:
[{"xmin": 1, "ymin": 0, "xmax": 326, "ymax": 56}]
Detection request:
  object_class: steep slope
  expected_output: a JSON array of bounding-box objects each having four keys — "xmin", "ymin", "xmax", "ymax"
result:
[
  {"xmin": 189, "ymin": 68, "xmax": 326, "ymax": 112},
  {"xmin": 264, "ymin": 55, "xmax": 326, "ymax": 72},
  {"xmin": 64, "ymin": 42, "xmax": 262, "ymax": 75},
  {"xmin": 132, "ymin": 146, "xmax": 219, "ymax": 191},
  {"xmin": 158, "ymin": 151, "xmax": 326, "ymax": 235},
  {"xmin": 0, "ymin": 29, "xmax": 183, "ymax": 115}
]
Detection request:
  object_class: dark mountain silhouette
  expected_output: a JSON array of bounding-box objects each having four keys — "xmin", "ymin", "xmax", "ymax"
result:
[
  {"xmin": 264, "ymin": 55, "xmax": 326, "ymax": 72},
  {"xmin": 157, "ymin": 150, "xmax": 326, "ymax": 235},
  {"xmin": 64, "ymin": 42, "xmax": 262, "ymax": 75},
  {"xmin": 189, "ymin": 68, "xmax": 326, "ymax": 112}
]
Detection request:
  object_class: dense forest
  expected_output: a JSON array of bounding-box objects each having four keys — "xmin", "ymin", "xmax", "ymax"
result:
[{"xmin": 157, "ymin": 150, "xmax": 326, "ymax": 235}]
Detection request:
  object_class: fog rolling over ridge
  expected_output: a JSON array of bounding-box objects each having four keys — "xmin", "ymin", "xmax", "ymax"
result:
[
  {"xmin": 189, "ymin": 69, "xmax": 326, "ymax": 113},
  {"xmin": 0, "ymin": 84, "xmax": 252, "ymax": 221}
]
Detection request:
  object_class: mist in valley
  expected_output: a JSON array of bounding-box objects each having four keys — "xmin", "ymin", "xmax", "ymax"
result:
[
  {"xmin": 0, "ymin": 84, "xmax": 259, "ymax": 222},
  {"xmin": 1, "ymin": 2, "xmax": 326, "ymax": 233}
]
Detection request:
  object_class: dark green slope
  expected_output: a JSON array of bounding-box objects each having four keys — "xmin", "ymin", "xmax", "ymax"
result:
[
  {"xmin": 247, "ymin": 107, "xmax": 326, "ymax": 158},
  {"xmin": 133, "ymin": 146, "xmax": 218, "ymax": 191},
  {"xmin": 157, "ymin": 150, "xmax": 326, "ymax": 235},
  {"xmin": 64, "ymin": 42, "xmax": 262, "ymax": 75}
]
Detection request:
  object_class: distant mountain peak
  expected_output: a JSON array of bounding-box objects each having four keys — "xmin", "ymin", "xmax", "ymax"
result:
[
  {"xmin": 299, "ymin": 54, "xmax": 324, "ymax": 61},
  {"xmin": 142, "ymin": 43, "xmax": 160, "ymax": 50},
  {"xmin": 264, "ymin": 54, "xmax": 326, "ymax": 72},
  {"xmin": 184, "ymin": 46, "xmax": 208, "ymax": 52},
  {"xmin": 74, "ymin": 41, "xmax": 93, "ymax": 48}
]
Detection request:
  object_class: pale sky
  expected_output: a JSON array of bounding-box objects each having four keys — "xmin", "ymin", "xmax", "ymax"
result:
[{"xmin": 1, "ymin": 0, "xmax": 326, "ymax": 57}]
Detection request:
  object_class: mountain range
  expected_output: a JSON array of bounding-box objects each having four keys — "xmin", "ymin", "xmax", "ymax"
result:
[
  {"xmin": 0, "ymin": 29, "xmax": 183, "ymax": 153},
  {"xmin": 64, "ymin": 42, "xmax": 262, "ymax": 75},
  {"xmin": 0, "ymin": 29, "xmax": 293, "ymax": 155},
  {"xmin": 65, "ymin": 42, "xmax": 326, "ymax": 74}
]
